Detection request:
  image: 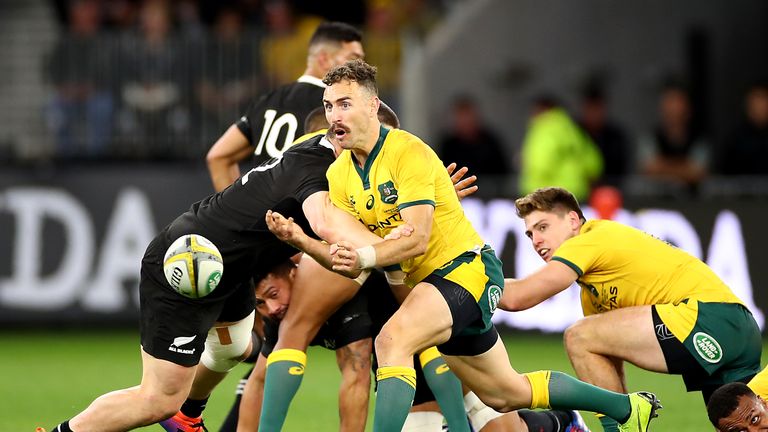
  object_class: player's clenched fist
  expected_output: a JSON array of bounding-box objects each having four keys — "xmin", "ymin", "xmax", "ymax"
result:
[{"xmin": 330, "ymin": 241, "xmax": 363, "ymax": 278}]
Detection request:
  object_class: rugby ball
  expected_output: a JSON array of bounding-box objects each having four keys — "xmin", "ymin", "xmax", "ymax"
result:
[{"xmin": 163, "ymin": 234, "xmax": 223, "ymax": 298}]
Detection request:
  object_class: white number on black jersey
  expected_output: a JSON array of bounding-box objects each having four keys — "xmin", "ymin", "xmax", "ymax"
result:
[{"xmin": 254, "ymin": 110, "xmax": 299, "ymax": 158}]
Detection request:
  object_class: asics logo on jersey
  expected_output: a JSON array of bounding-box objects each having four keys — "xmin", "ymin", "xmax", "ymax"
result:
[
  {"xmin": 377, "ymin": 181, "xmax": 398, "ymax": 204},
  {"xmin": 366, "ymin": 194, "xmax": 375, "ymax": 209},
  {"xmin": 169, "ymin": 335, "xmax": 197, "ymax": 354}
]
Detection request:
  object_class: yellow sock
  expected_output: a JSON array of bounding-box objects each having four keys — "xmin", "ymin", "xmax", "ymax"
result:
[
  {"xmin": 377, "ymin": 365, "xmax": 417, "ymax": 388},
  {"xmin": 524, "ymin": 370, "xmax": 552, "ymax": 409}
]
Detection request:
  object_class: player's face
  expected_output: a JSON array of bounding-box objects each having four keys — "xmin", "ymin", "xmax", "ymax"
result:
[
  {"xmin": 324, "ymin": 80, "xmax": 378, "ymax": 151},
  {"xmin": 255, "ymin": 273, "xmax": 292, "ymax": 321},
  {"xmin": 329, "ymin": 41, "xmax": 365, "ymax": 67},
  {"xmin": 717, "ymin": 395, "xmax": 768, "ymax": 431},
  {"xmin": 523, "ymin": 209, "xmax": 581, "ymax": 262}
]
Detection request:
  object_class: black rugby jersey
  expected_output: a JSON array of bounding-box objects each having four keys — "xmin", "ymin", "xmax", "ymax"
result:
[
  {"xmin": 236, "ymin": 75, "xmax": 325, "ymax": 166},
  {"xmin": 166, "ymin": 135, "xmax": 335, "ymax": 288}
]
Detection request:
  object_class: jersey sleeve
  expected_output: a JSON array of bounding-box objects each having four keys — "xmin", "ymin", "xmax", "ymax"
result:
[
  {"xmin": 293, "ymin": 153, "xmax": 331, "ymax": 204},
  {"xmin": 393, "ymin": 137, "xmax": 436, "ymax": 211},
  {"xmin": 551, "ymin": 230, "xmax": 604, "ymax": 277},
  {"xmin": 235, "ymin": 94, "xmax": 269, "ymax": 144}
]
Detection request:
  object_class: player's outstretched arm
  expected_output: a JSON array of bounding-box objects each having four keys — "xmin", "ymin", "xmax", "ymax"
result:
[
  {"xmin": 237, "ymin": 354, "xmax": 269, "ymax": 430},
  {"xmin": 331, "ymin": 204, "xmax": 433, "ymax": 274},
  {"xmin": 206, "ymin": 125, "xmax": 254, "ymax": 192},
  {"xmin": 446, "ymin": 162, "xmax": 478, "ymax": 200},
  {"xmin": 498, "ymin": 261, "xmax": 579, "ymax": 311}
]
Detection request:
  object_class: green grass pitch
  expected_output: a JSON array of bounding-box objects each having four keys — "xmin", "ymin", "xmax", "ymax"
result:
[{"xmin": 5, "ymin": 329, "xmax": 765, "ymax": 431}]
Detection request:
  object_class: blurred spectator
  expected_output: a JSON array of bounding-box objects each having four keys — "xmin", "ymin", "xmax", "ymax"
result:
[
  {"xmin": 193, "ymin": 7, "xmax": 261, "ymax": 145},
  {"xmin": 577, "ymin": 84, "xmax": 632, "ymax": 186},
  {"xmin": 641, "ymin": 81, "xmax": 708, "ymax": 186},
  {"xmin": 114, "ymin": 0, "xmax": 194, "ymax": 158},
  {"xmin": 260, "ymin": 0, "xmax": 322, "ymax": 87},
  {"xmin": 44, "ymin": 0, "xmax": 115, "ymax": 159},
  {"xmin": 718, "ymin": 82, "xmax": 768, "ymax": 175},
  {"xmin": 174, "ymin": 0, "xmax": 205, "ymax": 41},
  {"xmin": 102, "ymin": 0, "xmax": 139, "ymax": 31},
  {"xmin": 437, "ymin": 95, "xmax": 510, "ymax": 176},
  {"xmin": 364, "ymin": 0, "xmax": 402, "ymax": 109},
  {"xmin": 519, "ymin": 95, "xmax": 603, "ymax": 201}
]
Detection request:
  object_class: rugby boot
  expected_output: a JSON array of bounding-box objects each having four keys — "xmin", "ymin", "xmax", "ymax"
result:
[
  {"xmin": 618, "ymin": 391, "xmax": 662, "ymax": 432},
  {"xmin": 159, "ymin": 411, "xmax": 208, "ymax": 432},
  {"xmin": 565, "ymin": 410, "xmax": 590, "ymax": 432}
]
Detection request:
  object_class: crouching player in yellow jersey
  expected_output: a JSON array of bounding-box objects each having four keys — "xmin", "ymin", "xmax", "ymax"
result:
[
  {"xmin": 707, "ymin": 366, "xmax": 768, "ymax": 431},
  {"xmin": 267, "ymin": 59, "xmax": 661, "ymax": 432},
  {"xmin": 503, "ymin": 187, "xmax": 761, "ymax": 431}
]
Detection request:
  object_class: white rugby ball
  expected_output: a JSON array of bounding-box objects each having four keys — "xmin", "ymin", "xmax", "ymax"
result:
[{"xmin": 163, "ymin": 234, "xmax": 223, "ymax": 298}]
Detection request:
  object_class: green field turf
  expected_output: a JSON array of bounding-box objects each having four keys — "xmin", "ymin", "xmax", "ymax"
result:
[{"xmin": 4, "ymin": 329, "xmax": 764, "ymax": 431}]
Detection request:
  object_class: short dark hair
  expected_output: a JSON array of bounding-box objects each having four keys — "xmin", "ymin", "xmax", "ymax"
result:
[
  {"xmin": 309, "ymin": 21, "xmax": 362, "ymax": 49},
  {"xmin": 707, "ymin": 382, "xmax": 757, "ymax": 428},
  {"xmin": 378, "ymin": 100, "xmax": 399, "ymax": 129},
  {"xmin": 515, "ymin": 187, "xmax": 585, "ymax": 221},
  {"xmin": 304, "ymin": 106, "xmax": 328, "ymax": 134},
  {"xmin": 323, "ymin": 59, "xmax": 378, "ymax": 96}
]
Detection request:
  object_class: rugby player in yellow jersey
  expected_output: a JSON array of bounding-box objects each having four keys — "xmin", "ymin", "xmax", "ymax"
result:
[
  {"xmin": 266, "ymin": 59, "xmax": 660, "ymax": 432},
  {"xmin": 707, "ymin": 366, "xmax": 768, "ymax": 431},
  {"xmin": 503, "ymin": 186, "xmax": 761, "ymax": 431}
]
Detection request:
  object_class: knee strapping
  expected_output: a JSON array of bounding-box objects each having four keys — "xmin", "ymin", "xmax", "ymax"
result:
[
  {"xmin": 201, "ymin": 311, "xmax": 255, "ymax": 372},
  {"xmin": 463, "ymin": 391, "xmax": 503, "ymax": 431},
  {"xmin": 402, "ymin": 411, "xmax": 444, "ymax": 432}
]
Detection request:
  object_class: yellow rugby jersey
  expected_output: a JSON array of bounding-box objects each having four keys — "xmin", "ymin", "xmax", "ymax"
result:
[
  {"xmin": 552, "ymin": 219, "xmax": 744, "ymax": 317},
  {"xmin": 326, "ymin": 126, "xmax": 484, "ymax": 286},
  {"xmin": 749, "ymin": 366, "xmax": 768, "ymax": 399},
  {"xmin": 292, "ymin": 129, "xmax": 327, "ymax": 145}
]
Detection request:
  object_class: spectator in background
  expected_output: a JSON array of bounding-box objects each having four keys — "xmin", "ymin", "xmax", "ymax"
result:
[
  {"xmin": 260, "ymin": 0, "xmax": 322, "ymax": 87},
  {"xmin": 44, "ymin": 0, "xmax": 114, "ymax": 159},
  {"xmin": 577, "ymin": 84, "xmax": 632, "ymax": 187},
  {"xmin": 438, "ymin": 95, "xmax": 510, "ymax": 177},
  {"xmin": 364, "ymin": 0, "xmax": 402, "ymax": 110},
  {"xmin": 193, "ymin": 7, "xmax": 261, "ymax": 146},
  {"xmin": 718, "ymin": 82, "xmax": 768, "ymax": 175},
  {"xmin": 641, "ymin": 81, "xmax": 708, "ymax": 187},
  {"xmin": 519, "ymin": 95, "xmax": 603, "ymax": 202},
  {"xmin": 114, "ymin": 0, "xmax": 193, "ymax": 159}
]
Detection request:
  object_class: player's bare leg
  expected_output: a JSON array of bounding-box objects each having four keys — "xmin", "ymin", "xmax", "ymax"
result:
[
  {"xmin": 259, "ymin": 254, "xmax": 362, "ymax": 431},
  {"xmin": 563, "ymin": 305, "xmax": 664, "ymax": 393},
  {"xmin": 66, "ymin": 349, "xmax": 195, "ymax": 431},
  {"xmin": 336, "ymin": 338, "xmax": 373, "ymax": 432}
]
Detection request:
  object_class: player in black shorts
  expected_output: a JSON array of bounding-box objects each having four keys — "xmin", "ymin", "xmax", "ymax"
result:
[
  {"xmin": 218, "ymin": 259, "xmax": 376, "ymax": 432},
  {"xmin": 206, "ymin": 21, "xmax": 364, "ymax": 192},
  {"xmin": 44, "ymin": 123, "xmax": 393, "ymax": 432}
]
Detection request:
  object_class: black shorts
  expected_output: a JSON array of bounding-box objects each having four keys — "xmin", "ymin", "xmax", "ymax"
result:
[
  {"xmin": 423, "ymin": 273, "xmax": 500, "ymax": 357},
  {"xmin": 139, "ymin": 234, "xmax": 256, "ymax": 366},
  {"xmin": 261, "ymin": 278, "xmax": 373, "ymax": 356}
]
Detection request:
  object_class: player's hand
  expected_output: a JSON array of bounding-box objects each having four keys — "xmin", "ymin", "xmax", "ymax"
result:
[
  {"xmin": 266, "ymin": 210, "xmax": 306, "ymax": 247},
  {"xmin": 384, "ymin": 223, "xmax": 415, "ymax": 240},
  {"xmin": 446, "ymin": 162, "xmax": 478, "ymax": 200},
  {"xmin": 329, "ymin": 241, "xmax": 364, "ymax": 278}
]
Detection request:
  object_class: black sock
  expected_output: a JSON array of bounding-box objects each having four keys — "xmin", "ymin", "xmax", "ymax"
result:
[
  {"xmin": 518, "ymin": 410, "xmax": 556, "ymax": 432},
  {"xmin": 180, "ymin": 396, "xmax": 209, "ymax": 418},
  {"xmin": 50, "ymin": 421, "xmax": 73, "ymax": 432},
  {"xmin": 519, "ymin": 410, "xmax": 578, "ymax": 432}
]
